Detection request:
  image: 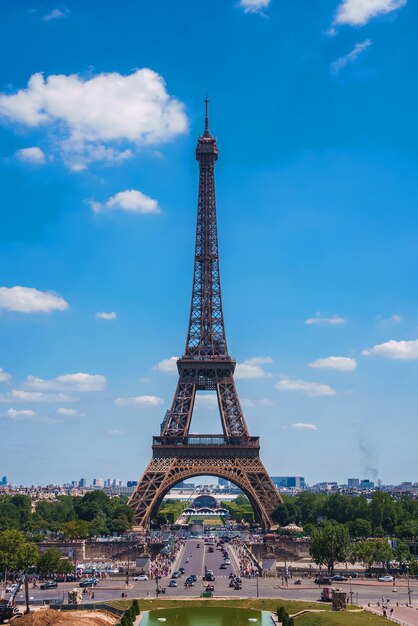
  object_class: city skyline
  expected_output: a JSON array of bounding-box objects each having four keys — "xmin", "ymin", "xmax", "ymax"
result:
[{"xmin": 1, "ymin": 0, "xmax": 417, "ymax": 485}]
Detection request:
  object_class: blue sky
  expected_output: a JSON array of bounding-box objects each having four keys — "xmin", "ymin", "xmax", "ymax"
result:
[{"xmin": 0, "ymin": 0, "xmax": 417, "ymax": 487}]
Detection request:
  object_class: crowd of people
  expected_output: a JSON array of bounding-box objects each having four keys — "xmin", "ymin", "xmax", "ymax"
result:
[
  {"xmin": 230, "ymin": 538, "xmax": 260, "ymax": 577},
  {"xmin": 148, "ymin": 538, "xmax": 185, "ymax": 579}
]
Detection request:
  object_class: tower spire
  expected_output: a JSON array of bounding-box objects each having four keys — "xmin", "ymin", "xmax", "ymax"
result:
[{"xmin": 204, "ymin": 97, "xmax": 209, "ymax": 135}]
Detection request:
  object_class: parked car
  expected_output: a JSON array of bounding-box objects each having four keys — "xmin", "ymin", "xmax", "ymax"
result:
[
  {"xmin": 315, "ymin": 577, "xmax": 332, "ymax": 585},
  {"xmin": 133, "ymin": 574, "xmax": 148, "ymax": 581},
  {"xmin": 172, "ymin": 571, "xmax": 180, "ymax": 578},
  {"xmin": 331, "ymin": 575, "xmax": 347, "ymax": 582},
  {"xmin": 378, "ymin": 575, "xmax": 394, "ymax": 582},
  {"xmin": 40, "ymin": 581, "xmax": 58, "ymax": 590},
  {"xmin": 224, "ymin": 559, "xmax": 231, "ymax": 565},
  {"xmin": 220, "ymin": 563, "xmax": 228, "ymax": 570},
  {"xmin": 5, "ymin": 584, "xmax": 19, "ymax": 594},
  {"xmin": 168, "ymin": 579, "xmax": 178, "ymax": 588},
  {"xmin": 79, "ymin": 578, "xmax": 98, "ymax": 588},
  {"xmin": 179, "ymin": 568, "xmax": 185, "ymax": 575}
]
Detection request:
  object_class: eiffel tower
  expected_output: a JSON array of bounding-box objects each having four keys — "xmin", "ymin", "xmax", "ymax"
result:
[{"xmin": 129, "ymin": 102, "xmax": 283, "ymax": 529}]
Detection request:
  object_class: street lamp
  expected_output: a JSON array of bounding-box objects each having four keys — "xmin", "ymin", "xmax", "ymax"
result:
[{"xmin": 407, "ymin": 567, "xmax": 412, "ymax": 606}]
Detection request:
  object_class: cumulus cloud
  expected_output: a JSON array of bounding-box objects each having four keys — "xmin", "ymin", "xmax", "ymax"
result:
[
  {"xmin": 0, "ymin": 390, "xmax": 75, "ymax": 403},
  {"xmin": 239, "ymin": 0, "xmax": 271, "ymax": 13},
  {"xmin": 235, "ymin": 357, "xmax": 273, "ymax": 379},
  {"xmin": 3, "ymin": 408, "xmax": 62, "ymax": 424},
  {"xmin": 0, "ymin": 286, "xmax": 68, "ymax": 313},
  {"xmin": 95, "ymin": 311, "xmax": 117, "ymax": 320},
  {"xmin": 305, "ymin": 312, "xmax": 346, "ymax": 325},
  {"xmin": 90, "ymin": 190, "xmax": 159, "ymax": 215},
  {"xmin": 24, "ymin": 373, "xmax": 106, "ymax": 392},
  {"xmin": 43, "ymin": 8, "xmax": 69, "ymax": 21},
  {"xmin": 114, "ymin": 395, "xmax": 164, "ymax": 407},
  {"xmin": 291, "ymin": 423, "xmax": 318, "ymax": 431},
  {"xmin": 276, "ymin": 378, "xmax": 336, "ymax": 397},
  {"xmin": 362, "ymin": 339, "xmax": 418, "ymax": 360},
  {"xmin": 241, "ymin": 398, "xmax": 273, "ymax": 408},
  {"xmin": 15, "ymin": 146, "xmax": 46, "ymax": 164},
  {"xmin": 57, "ymin": 407, "xmax": 77, "ymax": 416},
  {"xmin": 309, "ymin": 356, "xmax": 357, "ymax": 371},
  {"xmin": 0, "ymin": 368, "xmax": 12, "ymax": 384},
  {"xmin": 334, "ymin": 0, "xmax": 407, "ymax": 26},
  {"xmin": 154, "ymin": 356, "xmax": 179, "ymax": 375},
  {"xmin": 330, "ymin": 39, "xmax": 372, "ymax": 75},
  {"xmin": 0, "ymin": 69, "xmax": 188, "ymax": 169}
]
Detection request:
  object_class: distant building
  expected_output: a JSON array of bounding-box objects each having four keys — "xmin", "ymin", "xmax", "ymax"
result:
[
  {"xmin": 93, "ymin": 478, "xmax": 103, "ymax": 487},
  {"xmin": 127, "ymin": 481, "xmax": 138, "ymax": 488},
  {"xmin": 1, "ymin": 476, "xmax": 7, "ymax": 486},
  {"xmin": 78, "ymin": 478, "xmax": 87, "ymax": 488},
  {"xmin": 218, "ymin": 478, "xmax": 231, "ymax": 487},
  {"xmin": 360, "ymin": 479, "xmax": 375, "ymax": 490},
  {"xmin": 348, "ymin": 478, "xmax": 360, "ymax": 488},
  {"xmin": 271, "ymin": 476, "xmax": 305, "ymax": 490}
]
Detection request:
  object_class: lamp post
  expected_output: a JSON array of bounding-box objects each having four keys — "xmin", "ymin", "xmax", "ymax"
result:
[
  {"xmin": 407, "ymin": 567, "xmax": 412, "ymax": 606},
  {"xmin": 256, "ymin": 573, "xmax": 259, "ymax": 598},
  {"xmin": 125, "ymin": 546, "xmax": 130, "ymax": 588}
]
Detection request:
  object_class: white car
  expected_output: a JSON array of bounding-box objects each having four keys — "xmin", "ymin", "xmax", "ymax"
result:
[
  {"xmin": 378, "ymin": 575, "xmax": 394, "ymax": 582},
  {"xmin": 133, "ymin": 574, "xmax": 148, "ymax": 581},
  {"xmin": 6, "ymin": 584, "xmax": 19, "ymax": 594},
  {"xmin": 224, "ymin": 559, "xmax": 231, "ymax": 565}
]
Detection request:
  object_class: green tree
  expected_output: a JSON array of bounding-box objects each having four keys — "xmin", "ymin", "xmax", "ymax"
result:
[
  {"xmin": 62, "ymin": 520, "xmax": 90, "ymax": 539},
  {"xmin": 348, "ymin": 518, "xmax": 372, "ymax": 538},
  {"xmin": 0, "ymin": 530, "xmax": 39, "ymax": 584},
  {"xmin": 37, "ymin": 548, "xmax": 68, "ymax": 577},
  {"xmin": 309, "ymin": 521, "xmax": 350, "ymax": 574}
]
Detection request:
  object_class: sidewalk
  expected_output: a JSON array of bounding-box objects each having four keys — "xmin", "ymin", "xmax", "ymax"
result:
[{"xmin": 366, "ymin": 605, "xmax": 418, "ymax": 626}]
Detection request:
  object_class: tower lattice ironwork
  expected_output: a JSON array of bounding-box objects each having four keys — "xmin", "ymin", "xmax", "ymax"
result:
[{"xmin": 129, "ymin": 102, "xmax": 282, "ymax": 529}]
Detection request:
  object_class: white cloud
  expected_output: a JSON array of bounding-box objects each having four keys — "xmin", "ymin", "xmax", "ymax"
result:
[
  {"xmin": 377, "ymin": 313, "xmax": 402, "ymax": 327},
  {"xmin": 239, "ymin": 0, "xmax": 271, "ymax": 13},
  {"xmin": 25, "ymin": 373, "xmax": 106, "ymax": 392},
  {"xmin": 305, "ymin": 312, "xmax": 346, "ymax": 326},
  {"xmin": 291, "ymin": 423, "xmax": 318, "ymax": 431},
  {"xmin": 309, "ymin": 356, "xmax": 357, "ymax": 371},
  {"xmin": 235, "ymin": 357, "xmax": 273, "ymax": 379},
  {"xmin": 7, "ymin": 408, "xmax": 35, "ymax": 418},
  {"xmin": 95, "ymin": 311, "xmax": 117, "ymax": 320},
  {"xmin": 3, "ymin": 408, "xmax": 61, "ymax": 424},
  {"xmin": 194, "ymin": 394, "xmax": 218, "ymax": 410},
  {"xmin": 0, "ymin": 368, "xmax": 12, "ymax": 384},
  {"xmin": 362, "ymin": 339, "xmax": 418, "ymax": 360},
  {"xmin": 57, "ymin": 408, "xmax": 77, "ymax": 416},
  {"xmin": 330, "ymin": 39, "xmax": 372, "ymax": 75},
  {"xmin": 15, "ymin": 146, "xmax": 46, "ymax": 164},
  {"xmin": 90, "ymin": 190, "xmax": 159, "ymax": 215},
  {"xmin": 109, "ymin": 429, "xmax": 125, "ymax": 436},
  {"xmin": 0, "ymin": 286, "xmax": 68, "ymax": 313},
  {"xmin": 276, "ymin": 378, "xmax": 336, "ymax": 397},
  {"xmin": 114, "ymin": 395, "xmax": 164, "ymax": 407},
  {"xmin": 154, "ymin": 356, "xmax": 179, "ymax": 375},
  {"xmin": 241, "ymin": 398, "xmax": 273, "ymax": 408},
  {"xmin": 43, "ymin": 8, "xmax": 69, "ymax": 21},
  {"xmin": 0, "ymin": 69, "xmax": 187, "ymax": 169},
  {"xmin": 0, "ymin": 390, "xmax": 75, "ymax": 403},
  {"xmin": 334, "ymin": 0, "xmax": 407, "ymax": 26}
]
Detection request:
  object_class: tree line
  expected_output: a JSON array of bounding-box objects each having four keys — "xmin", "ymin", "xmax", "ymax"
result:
[{"xmin": 0, "ymin": 491, "xmax": 134, "ymax": 539}]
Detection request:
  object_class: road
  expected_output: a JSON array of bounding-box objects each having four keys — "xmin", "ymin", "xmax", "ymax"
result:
[{"xmin": 10, "ymin": 538, "xmax": 417, "ymax": 610}]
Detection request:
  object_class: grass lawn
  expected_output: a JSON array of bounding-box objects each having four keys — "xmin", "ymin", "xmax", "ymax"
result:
[{"xmin": 111, "ymin": 599, "xmax": 388, "ymax": 625}]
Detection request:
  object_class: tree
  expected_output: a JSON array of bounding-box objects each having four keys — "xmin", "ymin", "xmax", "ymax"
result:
[
  {"xmin": 309, "ymin": 521, "xmax": 350, "ymax": 574},
  {"xmin": 37, "ymin": 548, "xmax": 64, "ymax": 577},
  {"xmin": 348, "ymin": 518, "xmax": 372, "ymax": 539},
  {"xmin": 62, "ymin": 520, "xmax": 90, "ymax": 539},
  {"xmin": 0, "ymin": 530, "xmax": 39, "ymax": 584}
]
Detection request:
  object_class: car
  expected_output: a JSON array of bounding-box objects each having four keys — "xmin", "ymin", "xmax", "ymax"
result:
[
  {"xmin": 220, "ymin": 563, "xmax": 228, "ymax": 570},
  {"xmin": 179, "ymin": 568, "xmax": 185, "ymax": 575},
  {"xmin": 331, "ymin": 575, "xmax": 347, "ymax": 582},
  {"xmin": 190, "ymin": 575, "xmax": 197, "ymax": 582},
  {"xmin": 205, "ymin": 584, "xmax": 215, "ymax": 591},
  {"xmin": 5, "ymin": 584, "xmax": 19, "ymax": 594},
  {"xmin": 234, "ymin": 582, "xmax": 242, "ymax": 590},
  {"xmin": 314, "ymin": 577, "xmax": 332, "ymax": 585},
  {"xmin": 172, "ymin": 571, "xmax": 180, "ymax": 578},
  {"xmin": 349, "ymin": 573, "xmax": 359, "ymax": 579},
  {"xmin": 208, "ymin": 547, "xmax": 214, "ymax": 553},
  {"xmin": 168, "ymin": 579, "xmax": 178, "ymax": 588},
  {"xmin": 40, "ymin": 581, "xmax": 58, "ymax": 590},
  {"xmin": 378, "ymin": 575, "xmax": 394, "ymax": 582},
  {"xmin": 133, "ymin": 574, "xmax": 148, "ymax": 581},
  {"xmin": 79, "ymin": 578, "xmax": 98, "ymax": 588},
  {"xmin": 204, "ymin": 574, "xmax": 215, "ymax": 582},
  {"xmin": 224, "ymin": 559, "xmax": 231, "ymax": 565}
]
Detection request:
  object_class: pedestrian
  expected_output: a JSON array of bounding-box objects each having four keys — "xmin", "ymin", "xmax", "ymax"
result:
[{"xmin": 390, "ymin": 607, "xmax": 393, "ymax": 618}]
